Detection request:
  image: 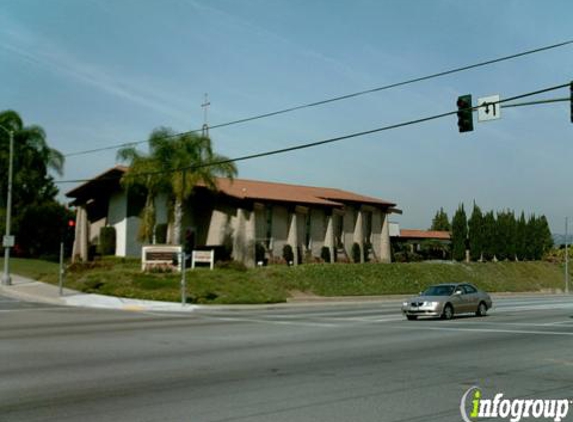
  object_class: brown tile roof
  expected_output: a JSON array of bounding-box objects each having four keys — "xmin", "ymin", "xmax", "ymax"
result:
[
  {"xmin": 399, "ymin": 229, "xmax": 451, "ymax": 240},
  {"xmin": 66, "ymin": 167, "xmax": 396, "ymax": 208},
  {"xmin": 212, "ymin": 178, "xmax": 395, "ymax": 207}
]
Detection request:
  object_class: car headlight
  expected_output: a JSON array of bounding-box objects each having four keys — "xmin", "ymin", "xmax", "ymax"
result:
[
  {"xmin": 402, "ymin": 301, "xmax": 408, "ymax": 307},
  {"xmin": 424, "ymin": 301, "xmax": 439, "ymax": 308}
]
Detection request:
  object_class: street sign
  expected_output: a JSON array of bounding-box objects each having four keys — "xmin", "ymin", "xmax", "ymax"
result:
[
  {"xmin": 2, "ymin": 235, "xmax": 15, "ymax": 248},
  {"xmin": 478, "ymin": 95, "xmax": 501, "ymax": 122}
]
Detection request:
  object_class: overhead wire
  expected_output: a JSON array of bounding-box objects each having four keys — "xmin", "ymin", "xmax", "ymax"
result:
[
  {"xmin": 54, "ymin": 82, "xmax": 571, "ymax": 186},
  {"xmin": 62, "ymin": 39, "xmax": 573, "ymax": 158}
]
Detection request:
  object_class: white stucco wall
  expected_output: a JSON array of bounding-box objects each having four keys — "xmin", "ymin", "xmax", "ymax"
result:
[
  {"xmin": 125, "ymin": 216, "xmax": 143, "ymax": 257},
  {"xmin": 206, "ymin": 208, "xmax": 233, "ymax": 245},
  {"xmin": 108, "ymin": 191, "xmax": 127, "ymax": 256}
]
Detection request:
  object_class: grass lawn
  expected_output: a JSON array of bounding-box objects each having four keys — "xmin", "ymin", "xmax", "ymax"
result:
[{"xmin": 2, "ymin": 256, "xmax": 568, "ymax": 304}]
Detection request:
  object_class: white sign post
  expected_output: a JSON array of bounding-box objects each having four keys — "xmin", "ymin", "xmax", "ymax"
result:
[
  {"xmin": 191, "ymin": 250, "xmax": 215, "ymax": 270},
  {"xmin": 478, "ymin": 95, "xmax": 501, "ymax": 122}
]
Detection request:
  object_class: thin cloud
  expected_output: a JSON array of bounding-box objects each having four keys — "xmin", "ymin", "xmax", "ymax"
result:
[
  {"xmin": 0, "ymin": 14, "xmax": 189, "ymax": 121},
  {"xmin": 185, "ymin": 0, "xmax": 374, "ymax": 86}
]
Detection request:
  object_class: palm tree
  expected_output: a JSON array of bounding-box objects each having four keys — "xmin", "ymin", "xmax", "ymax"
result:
[
  {"xmin": 116, "ymin": 146, "xmax": 168, "ymax": 242},
  {"xmin": 117, "ymin": 127, "xmax": 237, "ymax": 245},
  {"xmin": 0, "ymin": 110, "xmax": 64, "ymax": 206}
]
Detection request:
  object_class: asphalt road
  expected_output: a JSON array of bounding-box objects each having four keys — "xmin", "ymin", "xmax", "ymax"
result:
[{"xmin": 2, "ymin": 294, "xmax": 573, "ymax": 422}]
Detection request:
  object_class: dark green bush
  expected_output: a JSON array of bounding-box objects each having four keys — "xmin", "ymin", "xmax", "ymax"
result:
[
  {"xmin": 99, "ymin": 226, "xmax": 116, "ymax": 256},
  {"xmin": 351, "ymin": 242, "xmax": 362, "ymax": 263},
  {"xmin": 154, "ymin": 224, "xmax": 168, "ymax": 244},
  {"xmin": 215, "ymin": 260, "xmax": 248, "ymax": 271},
  {"xmin": 321, "ymin": 246, "xmax": 331, "ymax": 263},
  {"xmin": 255, "ymin": 242, "xmax": 266, "ymax": 264},
  {"xmin": 283, "ymin": 244, "xmax": 294, "ymax": 265}
]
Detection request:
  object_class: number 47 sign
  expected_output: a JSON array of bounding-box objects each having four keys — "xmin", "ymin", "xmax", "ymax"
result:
[{"xmin": 478, "ymin": 94, "xmax": 501, "ymax": 122}]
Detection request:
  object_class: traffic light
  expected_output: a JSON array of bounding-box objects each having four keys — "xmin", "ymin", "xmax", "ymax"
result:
[{"xmin": 456, "ymin": 94, "xmax": 474, "ymax": 133}]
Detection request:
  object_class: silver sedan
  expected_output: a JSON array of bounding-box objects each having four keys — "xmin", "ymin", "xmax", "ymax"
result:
[{"xmin": 401, "ymin": 283, "xmax": 493, "ymax": 320}]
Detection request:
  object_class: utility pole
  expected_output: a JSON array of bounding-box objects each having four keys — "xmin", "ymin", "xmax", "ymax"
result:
[
  {"xmin": 566, "ymin": 217, "xmax": 569, "ymax": 294},
  {"xmin": 201, "ymin": 93, "xmax": 210, "ymax": 138},
  {"xmin": 1, "ymin": 128, "xmax": 14, "ymax": 286}
]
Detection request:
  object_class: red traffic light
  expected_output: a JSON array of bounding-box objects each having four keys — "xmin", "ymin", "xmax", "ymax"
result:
[{"xmin": 68, "ymin": 219, "xmax": 76, "ymax": 228}]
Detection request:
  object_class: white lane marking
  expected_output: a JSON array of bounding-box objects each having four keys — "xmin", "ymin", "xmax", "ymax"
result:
[
  {"xmin": 430, "ymin": 320, "xmax": 573, "ymax": 328},
  {"xmin": 541, "ymin": 320, "xmax": 573, "ymax": 326},
  {"xmin": 328, "ymin": 315, "xmax": 404, "ymax": 323},
  {"xmin": 403, "ymin": 325, "xmax": 573, "ymax": 337},
  {"xmin": 495, "ymin": 304, "xmax": 573, "ymax": 312},
  {"xmin": 0, "ymin": 307, "xmax": 65, "ymax": 313},
  {"xmin": 206, "ymin": 316, "xmax": 339, "ymax": 328}
]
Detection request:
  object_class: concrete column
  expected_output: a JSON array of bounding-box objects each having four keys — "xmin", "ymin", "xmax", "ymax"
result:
[
  {"xmin": 287, "ymin": 212, "xmax": 299, "ymax": 265},
  {"xmin": 353, "ymin": 210, "xmax": 364, "ymax": 263},
  {"xmin": 380, "ymin": 212, "xmax": 391, "ymax": 263},
  {"xmin": 233, "ymin": 208, "xmax": 247, "ymax": 264},
  {"xmin": 324, "ymin": 214, "xmax": 335, "ymax": 264},
  {"xmin": 245, "ymin": 208, "xmax": 256, "ymax": 268},
  {"xmin": 370, "ymin": 211, "xmax": 382, "ymax": 261},
  {"xmin": 72, "ymin": 206, "xmax": 89, "ymax": 262}
]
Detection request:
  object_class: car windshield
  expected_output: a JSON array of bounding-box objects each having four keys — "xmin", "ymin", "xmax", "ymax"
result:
[{"xmin": 422, "ymin": 285, "xmax": 456, "ymax": 296}]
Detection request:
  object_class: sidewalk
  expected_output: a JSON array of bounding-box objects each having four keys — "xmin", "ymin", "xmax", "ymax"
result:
[
  {"xmin": 0, "ymin": 274, "xmax": 201, "ymax": 312},
  {"xmin": 0, "ymin": 274, "xmax": 412, "ymax": 312}
]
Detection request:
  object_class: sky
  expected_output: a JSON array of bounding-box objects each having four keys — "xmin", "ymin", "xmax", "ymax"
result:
[{"xmin": 1, "ymin": 0, "xmax": 572, "ymax": 232}]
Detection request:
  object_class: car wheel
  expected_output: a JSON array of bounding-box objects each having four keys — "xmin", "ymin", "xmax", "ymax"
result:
[
  {"xmin": 476, "ymin": 301, "xmax": 488, "ymax": 317},
  {"xmin": 442, "ymin": 304, "xmax": 454, "ymax": 320},
  {"xmin": 406, "ymin": 315, "xmax": 417, "ymax": 321}
]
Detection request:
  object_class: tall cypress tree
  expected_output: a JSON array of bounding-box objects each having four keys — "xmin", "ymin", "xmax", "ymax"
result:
[
  {"xmin": 496, "ymin": 210, "xmax": 517, "ymax": 261},
  {"xmin": 482, "ymin": 211, "xmax": 496, "ymax": 261},
  {"xmin": 538, "ymin": 215, "xmax": 553, "ymax": 257},
  {"xmin": 525, "ymin": 214, "xmax": 537, "ymax": 260},
  {"xmin": 430, "ymin": 207, "xmax": 451, "ymax": 231},
  {"xmin": 468, "ymin": 202, "xmax": 484, "ymax": 261},
  {"xmin": 506, "ymin": 210, "xmax": 517, "ymax": 260},
  {"xmin": 515, "ymin": 211, "xmax": 527, "ymax": 260},
  {"xmin": 451, "ymin": 204, "xmax": 468, "ymax": 261}
]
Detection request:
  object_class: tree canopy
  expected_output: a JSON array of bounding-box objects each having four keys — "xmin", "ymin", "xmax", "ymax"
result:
[
  {"xmin": 118, "ymin": 128, "xmax": 237, "ymax": 245},
  {"xmin": 0, "ymin": 110, "xmax": 69, "ymax": 257}
]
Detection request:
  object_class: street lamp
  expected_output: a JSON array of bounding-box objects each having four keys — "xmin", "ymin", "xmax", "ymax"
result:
[{"xmin": 0, "ymin": 125, "xmax": 14, "ymax": 286}]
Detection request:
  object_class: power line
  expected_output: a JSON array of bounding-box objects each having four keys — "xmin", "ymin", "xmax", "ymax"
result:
[
  {"xmin": 55, "ymin": 82, "xmax": 570, "ymax": 186},
  {"xmin": 62, "ymin": 39, "xmax": 573, "ymax": 158}
]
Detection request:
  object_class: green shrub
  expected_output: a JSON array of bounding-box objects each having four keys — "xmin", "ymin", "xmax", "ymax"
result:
[
  {"xmin": 283, "ymin": 244, "xmax": 294, "ymax": 265},
  {"xmin": 321, "ymin": 246, "xmax": 331, "ymax": 263},
  {"xmin": 154, "ymin": 224, "xmax": 168, "ymax": 244},
  {"xmin": 99, "ymin": 227, "xmax": 116, "ymax": 256},
  {"xmin": 83, "ymin": 278, "xmax": 105, "ymax": 292},
  {"xmin": 255, "ymin": 242, "xmax": 266, "ymax": 264},
  {"xmin": 351, "ymin": 242, "xmax": 362, "ymax": 263},
  {"xmin": 215, "ymin": 260, "xmax": 248, "ymax": 271}
]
